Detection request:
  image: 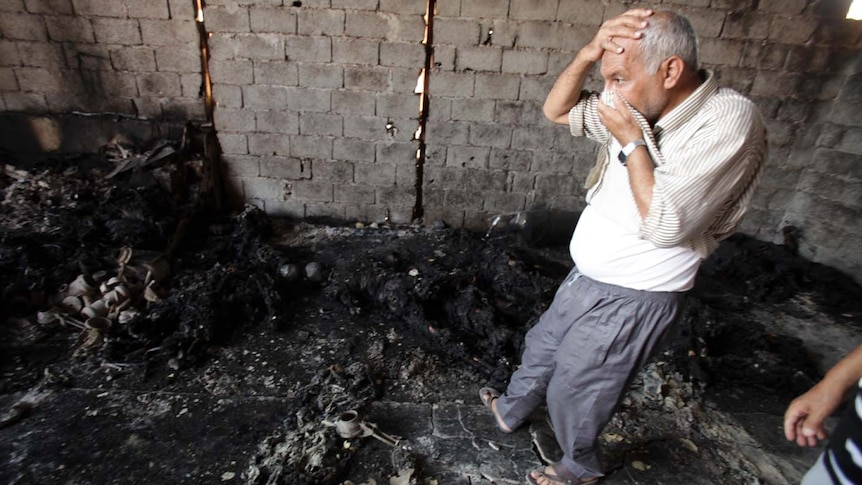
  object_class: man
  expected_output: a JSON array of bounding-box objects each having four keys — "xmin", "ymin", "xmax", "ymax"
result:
[
  {"xmin": 784, "ymin": 345, "xmax": 862, "ymax": 484},
  {"xmin": 479, "ymin": 8, "xmax": 767, "ymax": 485}
]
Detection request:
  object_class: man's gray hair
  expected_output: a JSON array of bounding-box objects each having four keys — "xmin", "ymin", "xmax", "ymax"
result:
[{"xmin": 639, "ymin": 10, "xmax": 699, "ymax": 75}]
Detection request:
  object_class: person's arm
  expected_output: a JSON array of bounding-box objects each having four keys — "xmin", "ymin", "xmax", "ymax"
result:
[
  {"xmin": 542, "ymin": 9, "xmax": 653, "ymax": 125},
  {"xmin": 784, "ymin": 345, "xmax": 862, "ymax": 447}
]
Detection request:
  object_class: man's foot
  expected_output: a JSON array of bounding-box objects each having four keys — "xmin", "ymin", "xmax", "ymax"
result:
[
  {"xmin": 478, "ymin": 387, "xmax": 513, "ymax": 433},
  {"xmin": 526, "ymin": 463, "xmax": 599, "ymax": 485}
]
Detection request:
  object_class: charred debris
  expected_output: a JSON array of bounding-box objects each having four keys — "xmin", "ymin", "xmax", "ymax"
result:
[{"xmin": 1, "ymin": 132, "xmax": 862, "ymax": 483}]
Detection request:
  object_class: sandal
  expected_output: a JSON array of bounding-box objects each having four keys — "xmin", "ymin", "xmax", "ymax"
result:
[
  {"xmin": 478, "ymin": 387, "xmax": 513, "ymax": 433},
  {"xmin": 525, "ymin": 462, "xmax": 598, "ymax": 485}
]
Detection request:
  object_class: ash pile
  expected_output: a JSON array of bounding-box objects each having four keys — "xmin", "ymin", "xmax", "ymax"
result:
[{"xmin": 2, "ymin": 136, "xmax": 862, "ymax": 484}]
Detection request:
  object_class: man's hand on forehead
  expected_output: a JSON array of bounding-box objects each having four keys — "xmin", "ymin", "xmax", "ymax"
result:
[{"xmin": 583, "ymin": 8, "xmax": 653, "ymax": 62}]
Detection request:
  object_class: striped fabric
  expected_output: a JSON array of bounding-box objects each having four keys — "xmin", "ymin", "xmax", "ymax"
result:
[{"xmin": 568, "ymin": 70, "xmax": 767, "ymax": 259}]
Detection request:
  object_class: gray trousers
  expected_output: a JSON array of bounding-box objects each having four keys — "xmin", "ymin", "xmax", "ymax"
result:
[{"xmin": 495, "ymin": 267, "xmax": 685, "ymax": 479}]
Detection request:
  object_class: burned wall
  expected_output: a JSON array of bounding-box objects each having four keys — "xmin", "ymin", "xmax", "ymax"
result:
[
  {"xmin": 2, "ymin": 0, "xmax": 862, "ymax": 282},
  {"xmin": 0, "ymin": 0, "xmax": 207, "ymax": 153}
]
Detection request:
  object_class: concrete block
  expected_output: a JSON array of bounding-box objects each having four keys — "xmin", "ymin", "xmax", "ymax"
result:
[
  {"xmin": 345, "ymin": 11, "xmax": 390, "ymax": 39},
  {"xmin": 210, "ymin": 59, "xmax": 255, "ymax": 85},
  {"xmin": 455, "ymin": 46, "xmax": 502, "ymax": 72},
  {"xmin": 0, "ymin": 40, "xmax": 20, "ymax": 66},
  {"xmin": 333, "ymin": 37, "xmax": 380, "ymax": 65},
  {"xmin": 256, "ymin": 109, "xmax": 299, "ymax": 134},
  {"xmin": 300, "ymin": 112, "xmax": 343, "ymax": 136},
  {"xmin": 699, "ymin": 38, "xmax": 743, "ymax": 66},
  {"xmin": 286, "ymin": 86, "xmax": 330, "ymax": 111},
  {"xmin": 812, "ymin": 22, "xmax": 862, "ymax": 48},
  {"xmin": 483, "ymin": 191, "xmax": 526, "ymax": 212},
  {"xmin": 92, "ymin": 18, "xmax": 142, "ymax": 45},
  {"xmin": 755, "ymin": 42, "xmax": 790, "ymax": 71},
  {"xmin": 213, "ymin": 83, "xmax": 242, "ymax": 108},
  {"xmin": 332, "ymin": 0, "xmax": 377, "ymax": 9},
  {"xmin": 235, "ymin": 33, "xmax": 285, "ymax": 61},
  {"xmin": 798, "ymin": 75, "xmax": 843, "ymax": 102},
  {"xmin": 110, "ymin": 47, "xmax": 156, "ymax": 71},
  {"xmin": 140, "ymin": 19, "xmax": 199, "ymax": 46},
  {"xmin": 433, "ymin": 45, "xmax": 456, "ymax": 70},
  {"xmin": 45, "ymin": 15, "xmax": 91, "ymax": 42},
  {"xmin": 556, "ymin": 24, "xmax": 600, "ymax": 52},
  {"xmin": 336, "ymin": 183, "xmax": 376, "ymax": 204},
  {"xmin": 379, "ymin": 0, "xmax": 424, "ymax": 14},
  {"xmin": 249, "ymin": 7, "xmax": 297, "ymax": 34},
  {"xmin": 777, "ymin": 99, "xmax": 809, "ymax": 123},
  {"xmin": 751, "ymin": 71, "xmax": 800, "ymax": 98},
  {"xmin": 0, "ymin": 67, "xmax": 17, "ymax": 90},
  {"xmin": 156, "ymin": 48, "xmax": 201, "ymax": 73},
  {"xmin": 243, "ymin": 176, "xmax": 288, "ymax": 200},
  {"xmin": 167, "ymin": 0, "xmax": 194, "ymax": 18},
  {"xmin": 722, "ymin": 11, "xmax": 769, "ymax": 40},
  {"xmin": 461, "ymin": 0, "xmax": 509, "ymax": 19},
  {"xmin": 769, "ymin": 16, "xmax": 818, "ymax": 44},
  {"xmin": 214, "ymin": 107, "xmax": 255, "ymax": 132},
  {"xmin": 424, "ymin": 165, "xmax": 464, "ymax": 189},
  {"xmin": 314, "ymin": 159, "xmax": 354, "ymax": 184},
  {"xmin": 489, "ymin": 148, "xmax": 530, "ymax": 171},
  {"xmin": 531, "ymin": 151, "xmax": 576, "ymax": 173},
  {"xmin": 446, "ymin": 145, "xmax": 489, "ymax": 169},
  {"xmin": 66, "ymin": 44, "xmax": 109, "ymax": 70},
  {"xmin": 219, "ymin": 133, "xmax": 249, "ymax": 154},
  {"xmin": 343, "ymin": 115, "xmax": 387, "ymax": 139},
  {"xmin": 2, "ymin": 91, "xmax": 46, "ymax": 111},
  {"xmin": 163, "ymin": 97, "xmax": 207, "ymax": 121},
  {"xmin": 250, "ymin": 133, "xmax": 291, "ymax": 156},
  {"xmin": 17, "ymin": 42, "xmax": 63, "ymax": 70},
  {"xmin": 710, "ymin": 0, "xmax": 756, "ymax": 10},
  {"xmin": 285, "ymin": 35, "xmax": 331, "ymax": 62},
  {"xmin": 128, "ymin": 0, "xmax": 170, "ymax": 19},
  {"xmin": 15, "ymin": 66, "xmax": 62, "ymax": 93},
  {"xmin": 451, "ymin": 98, "xmax": 495, "ymax": 122},
  {"xmin": 376, "ymin": 93, "xmax": 419, "ymax": 118},
  {"xmin": 516, "ymin": 21, "xmax": 563, "ymax": 50},
  {"xmin": 784, "ymin": 46, "xmax": 831, "ymax": 73},
  {"xmin": 298, "ymin": 63, "xmax": 343, "ymax": 89},
  {"xmin": 469, "ymin": 123, "xmax": 511, "ymax": 148},
  {"xmin": 243, "ymin": 84, "xmax": 289, "ymax": 109},
  {"xmin": 426, "ymin": 120, "xmax": 469, "ymax": 145},
  {"xmin": 394, "ymin": 163, "xmax": 415, "ymax": 186},
  {"xmin": 488, "ymin": 19, "xmax": 517, "ymax": 48},
  {"xmin": 305, "ymin": 202, "xmax": 347, "ymax": 219},
  {"xmin": 206, "ymin": 6, "xmax": 251, "ymax": 32},
  {"xmin": 512, "ymin": 127, "xmax": 556, "ymax": 150},
  {"xmin": 517, "ymin": 76, "xmax": 555, "ymax": 103},
  {"xmin": 429, "ymin": 71, "xmax": 474, "ymax": 97},
  {"xmin": 332, "ymin": 90, "xmax": 376, "ymax": 115},
  {"xmin": 24, "ymin": 0, "xmax": 71, "ymax": 14},
  {"xmin": 434, "ymin": 18, "xmax": 481, "ymax": 45},
  {"xmin": 70, "ymin": 0, "xmax": 125, "ymax": 16},
  {"xmin": 376, "ymin": 185, "xmax": 414, "ymax": 208},
  {"xmin": 298, "ymin": 8, "xmax": 344, "ymax": 36},
  {"xmin": 675, "ymin": 7, "xmax": 725, "ymax": 39},
  {"xmin": 445, "ymin": 189, "xmax": 484, "ymax": 210},
  {"xmin": 376, "ymin": 140, "xmax": 416, "ymax": 165},
  {"xmin": 502, "ymin": 49, "xmax": 548, "ymax": 74},
  {"xmin": 662, "ymin": 0, "xmax": 711, "ymax": 7},
  {"xmin": 254, "ymin": 61, "xmax": 298, "ymax": 86},
  {"xmin": 556, "ymin": 0, "xmax": 604, "ymax": 24},
  {"xmin": 137, "ymin": 72, "xmax": 181, "ymax": 97},
  {"xmin": 474, "ymin": 73, "xmax": 519, "ymax": 99},
  {"xmin": 334, "ymin": 137, "xmax": 376, "ymax": 162},
  {"xmin": 291, "ymin": 180, "xmax": 334, "ymax": 202},
  {"xmin": 389, "ymin": 13, "xmax": 424, "ymax": 42},
  {"xmin": 510, "ymin": 0, "xmax": 558, "ymax": 20},
  {"xmin": 260, "ymin": 155, "xmax": 307, "ymax": 179},
  {"xmin": 291, "ymin": 134, "xmax": 333, "ymax": 158},
  {"xmin": 344, "ymin": 66, "xmax": 390, "ymax": 91},
  {"xmin": 495, "ymin": 100, "xmax": 543, "ymax": 125},
  {"xmin": 222, "ymin": 155, "xmax": 261, "ymax": 178},
  {"xmin": 424, "ymin": 145, "xmax": 446, "ymax": 166},
  {"xmin": 355, "ymin": 162, "xmax": 396, "ymax": 185},
  {"xmin": 380, "ymin": 42, "xmax": 425, "ymax": 68},
  {"xmin": 389, "ymin": 66, "xmax": 420, "ymax": 94},
  {"xmin": 465, "ymin": 168, "xmax": 506, "ymax": 192}
]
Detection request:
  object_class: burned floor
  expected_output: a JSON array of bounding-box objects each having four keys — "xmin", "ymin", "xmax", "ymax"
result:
[{"xmin": 1, "ymin": 141, "xmax": 861, "ymax": 485}]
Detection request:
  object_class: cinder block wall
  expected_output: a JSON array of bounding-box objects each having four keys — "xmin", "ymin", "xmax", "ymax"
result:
[
  {"xmin": 2, "ymin": 0, "xmax": 862, "ymax": 281},
  {"xmin": 0, "ymin": 0, "xmax": 205, "ymax": 155}
]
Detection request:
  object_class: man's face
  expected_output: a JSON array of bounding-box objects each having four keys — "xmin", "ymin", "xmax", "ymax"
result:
[{"xmin": 600, "ymin": 38, "xmax": 668, "ymax": 124}]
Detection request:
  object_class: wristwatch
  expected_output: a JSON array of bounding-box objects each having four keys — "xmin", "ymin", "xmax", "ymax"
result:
[{"xmin": 618, "ymin": 139, "xmax": 646, "ymax": 166}]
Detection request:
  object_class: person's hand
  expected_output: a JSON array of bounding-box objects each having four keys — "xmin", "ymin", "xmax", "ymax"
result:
[
  {"xmin": 783, "ymin": 382, "xmax": 844, "ymax": 447},
  {"xmin": 580, "ymin": 8, "xmax": 653, "ymax": 63},
  {"xmin": 596, "ymin": 91, "xmax": 643, "ymax": 146}
]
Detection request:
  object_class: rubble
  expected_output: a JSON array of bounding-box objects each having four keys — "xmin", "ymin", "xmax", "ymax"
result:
[{"xmin": 1, "ymin": 140, "xmax": 862, "ymax": 484}]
